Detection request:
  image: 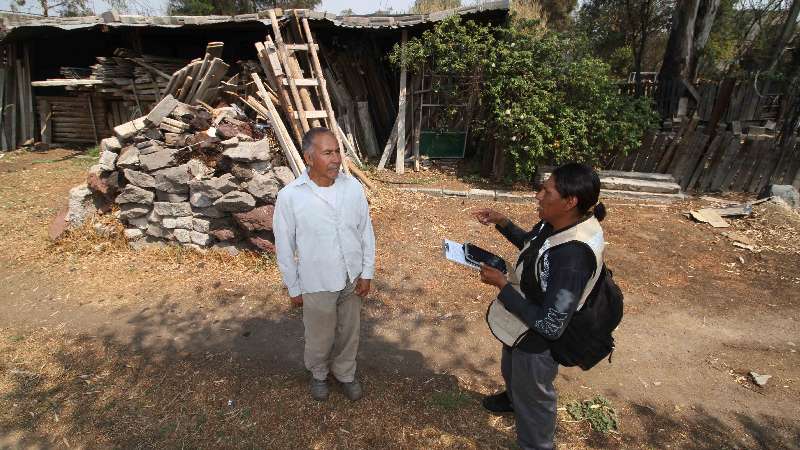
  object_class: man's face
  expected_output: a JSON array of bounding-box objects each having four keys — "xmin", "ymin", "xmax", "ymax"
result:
[{"xmin": 305, "ymin": 132, "xmax": 341, "ymax": 183}]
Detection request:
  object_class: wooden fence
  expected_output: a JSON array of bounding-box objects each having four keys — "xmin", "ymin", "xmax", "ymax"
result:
[
  {"xmin": 607, "ymin": 121, "xmax": 800, "ymax": 193},
  {"xmin": 620, "ymin": 78, "xmax": 788, "ymax": 124}
]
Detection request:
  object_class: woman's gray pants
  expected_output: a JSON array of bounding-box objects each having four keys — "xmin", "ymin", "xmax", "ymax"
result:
[{"xmin": 501, "ymin": 346, "xmax": 559, "ymax": 450}]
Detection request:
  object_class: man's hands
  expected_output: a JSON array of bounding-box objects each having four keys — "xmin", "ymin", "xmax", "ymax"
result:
[
  {"xmin": 288, "ymin": 278, "xmax": 371, "ymax": 307},
  {"xmin": 480, "ymin": 263, "xmax": 508, "ymax": 290},
  {"xmin": 354, "ymin": 278, "xmax": 371, "ymax": 297},
  {"xmin": 473, "ymin": 208, "xmax": 509, "ymax": 227}
]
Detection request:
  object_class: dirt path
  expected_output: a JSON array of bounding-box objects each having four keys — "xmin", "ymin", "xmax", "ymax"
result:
[{"xmin": 1, "ymin": 149, "xmax": 799, "ymax": 448}]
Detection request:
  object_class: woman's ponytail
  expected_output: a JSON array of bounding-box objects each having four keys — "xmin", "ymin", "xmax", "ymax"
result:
[{"xmin": 593, "ymin": 202, "xmax": 607, "ymax": 222}]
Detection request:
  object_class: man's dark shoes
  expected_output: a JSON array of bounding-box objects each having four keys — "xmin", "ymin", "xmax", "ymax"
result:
[
  {"xmin": 482, "ymin": 391, "xmax": 513, "ymax": 414},
  {"xmin": 310, "ymin": 378, "xmax": 329, "ymax": 401}
]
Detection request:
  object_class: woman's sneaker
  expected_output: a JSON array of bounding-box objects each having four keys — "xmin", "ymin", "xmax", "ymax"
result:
[{"xmin": 482, "ymin": 391, "xmax": 513, "ymax": 414}]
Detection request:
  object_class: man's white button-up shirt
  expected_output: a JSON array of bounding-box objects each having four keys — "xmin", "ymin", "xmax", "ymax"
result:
[{"xmin": 273, "ymin": 169, "xmax": 376, "ymax": 297}]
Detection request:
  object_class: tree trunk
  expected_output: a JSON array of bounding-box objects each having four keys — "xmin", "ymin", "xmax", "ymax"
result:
[
  {"xmin": 688, "ymin": 0, "xmax": 721, "ymax": 81},
  {"xmin": 767, "ymin": 0, "xmax": 800, "ymax": 72},
  {"xmin": 657, "ymin": 0, "xmax": 701, "ymax": 116}
]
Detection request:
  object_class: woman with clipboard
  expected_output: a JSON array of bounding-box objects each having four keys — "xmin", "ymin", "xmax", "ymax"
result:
[{"xmin": 472, "ymin": 163, "xmax": 607, "ymax": 450}]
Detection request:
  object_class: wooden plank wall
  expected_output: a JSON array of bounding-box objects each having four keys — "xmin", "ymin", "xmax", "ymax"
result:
[
  {"xmin": 608, "ymin": 128, "xmax": 800, "ymax": 193},
  {"xmin": 36, "ymin": 95, "xmax": 116, "ymax": 145},
  {"xmin": 1, "ymin": 42, "xmax": 35, "ymax": 151}
]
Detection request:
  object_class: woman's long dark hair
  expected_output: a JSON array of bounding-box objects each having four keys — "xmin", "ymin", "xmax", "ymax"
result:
[{"xmin": 551, "ymin": 163, "xmax": 606, "ymax": 221}]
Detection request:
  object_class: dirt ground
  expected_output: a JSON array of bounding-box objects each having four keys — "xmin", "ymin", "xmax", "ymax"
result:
[{"xmin": 0, "ymin": 148, "xmax": 799, "ymax": 449}]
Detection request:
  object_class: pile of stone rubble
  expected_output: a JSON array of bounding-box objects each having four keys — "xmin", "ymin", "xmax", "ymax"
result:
[{"xmin": 65, "ymin": 94, "xmax": 296, "ymax": 253}]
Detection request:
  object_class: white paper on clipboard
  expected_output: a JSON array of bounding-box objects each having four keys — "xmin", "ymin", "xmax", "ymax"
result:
[{"xmin": 443, "ymin": 239, "xmax": 480, "ymax": 270}]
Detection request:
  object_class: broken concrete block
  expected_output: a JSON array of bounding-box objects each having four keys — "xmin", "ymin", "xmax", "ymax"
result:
[
  {"xmin": 211, "ymin": 228, "xmax": 238, "ymax": 241},
  {"xmin": 233, "ymin": 205, "xmax": 274, "ymax": 232},
  {"xmin": 244, "ymin": 172, "xmax": 279, "ymax": 200},
  {"xmin": 223, "ymin": 140, "xmax": 271, "ymax": 162},
  {"xmin": 138, "ymin": 142, "xmax": 163, "ymax": 156},
  {"xmin": 124, "ymin": 228, "xmax": 144, "ymax": 240},
  {"xmin": 154, "ymin": 164, "xmax": 191, "ymax": 194},
  {"xmin": 116, "ymin": 184, "xmax": 155, "ymax": 205},
  {"xmin": 173, "ymin": 228, "xmax": 191, "ymax": 243},
  {"xmin": 162, "ymin": 216, "xmax": 193, "ymax": 229},
  {"xmin": 156, "ymin": 191, "xmax": 189, "ymax": 202},
  {"xmin": 206, "ymin": 174, "xmax": 239, "ymax": 193},
  {"xmin": 127, "ymin": 216, "xmax": 149, "ymax": 229},
  {"xmin": 192, "ymin": 217, "xmax": 212, "ymax": 233},
  {"xmin": 139, "ymin": 148, "xmax": 178, "ymax": 172},
  {"xmin": 187, "ymin": 159, "xmax": 213, "ymax": 179},
  {"xmin": 248, "ymin": 235, "xmax": 275, "ymax": 253},
  {"xmin": 66, "ymin": 184, "xmax": 97, "ymax": 227},
  {"xmin": 124, "ymin": 169, "xmax": 156, "ymax": 189},
  {"xmin": 146, "ymin": 223, "xmax": 173, "ymax": 239},
  {"xmin": 192, "ymin": 206, "xmax": 225, "ymax": 218},
  {"xmin": 86, "ymin": 167, "xmax": 121, "ymax": 197},
  {"xmin": 213, "ymin": 191, "xmax": 256, "ymax": 212},
  {"xmin": 230, "ymin": 162, "xmax": 254, "ymax": 180},
  {"xmin": 116, "ymin": 146, "xmax": 141, "ymax": 170},
  {"xmin": 190, "ymin": 231, "xmax": 212, "ymax": 246},
  {"xmin": 100, "ymin": 136, "xmax": 122, "ymax": 153},
  {"xmin": 98, "ymin": 150, "xmax": 118, "ymax": 171},
  {"xmin": 272, "ymin": 166, "xmax": 295, "ymax": 187},
  {"xmin": 153, "ymin": 201, "xmax": 192, "ymax": 217},
  {"xmin": 145, "ymin": 94, "xmax": 179, "ymax": 127},
  {"xmin": 48, "ymin": 206, "xmax": 68, "ymax": 241},
  {"xmin": 250, "ymin": 161, "xmax": 271, "ymax": 174},
  {"xmin": 114, "ymin": 117, "xmax": 148, "ymax": 140},
  {"xmin": 164, "ymin": 133, "xmax": 186, "ymax": 147},
  {"xmin": 119, "ymin": 203, "xmax": 150, "ymax": 220}
]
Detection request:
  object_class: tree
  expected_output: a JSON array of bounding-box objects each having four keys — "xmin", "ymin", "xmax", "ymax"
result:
[
  {"xmin": 409, "ymin": 0, "xmax": 461, "ymax": 14},
  {"xmin": 167, "ymin": 0, "xmax": 320, "ymax": 16},
  {"xmin": 12, "ymin": 0, "xmax": 92, "ymax": 17},
  {"xmin": 576, "ymin": 0, "xmax": 672, "ymax": 85},
  {"xmin": 766, "ymin": 0, "xmax": 800, "ymax": 71},
  {"xmin": 514, "ymin": 0, "xmax": 577, "ymax": 29},
  {"xmin": 656, "ymin": 0, "xmax": 720, "ymax": 112}
]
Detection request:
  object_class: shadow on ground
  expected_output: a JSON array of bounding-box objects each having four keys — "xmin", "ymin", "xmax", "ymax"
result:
[{"xmin": 1, "ymin": 293, "xmax": 517, "ymax": 448}]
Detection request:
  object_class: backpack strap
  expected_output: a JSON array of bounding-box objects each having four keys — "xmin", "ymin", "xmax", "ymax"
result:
[{"xmin": 534, "ymin": 216, "xmax": 605, "ymax": 311}]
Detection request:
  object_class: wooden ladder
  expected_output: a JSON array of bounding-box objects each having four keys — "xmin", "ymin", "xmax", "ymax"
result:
[{"xmin": 262, "ymin": 10, "xmax": 352, "ymax": 174}]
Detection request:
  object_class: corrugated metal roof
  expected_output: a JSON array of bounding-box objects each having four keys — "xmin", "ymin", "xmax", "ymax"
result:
[{"xmin": 0, "ymin": 1, "xmax": 509, "ymax": 40}]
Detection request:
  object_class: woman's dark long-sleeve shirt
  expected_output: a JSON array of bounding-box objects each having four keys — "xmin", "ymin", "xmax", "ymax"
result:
[{"xmin": 495, "ymin": 219, "xmax": 596, "ymax": 353}]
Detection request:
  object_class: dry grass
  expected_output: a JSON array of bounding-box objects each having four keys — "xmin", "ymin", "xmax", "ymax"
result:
[{"xmin": 0, "ymin": 328, "xmax": 522, "ymax": 449}]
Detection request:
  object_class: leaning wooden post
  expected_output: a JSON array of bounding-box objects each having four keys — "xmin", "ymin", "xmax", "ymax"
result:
[
  {"xmin": 396, "ymin": 30, "xmax": 408, "ymax": 174},
  {"xmin": 301, "ymin": 17, "xmax": 349, "ymax": 175}
]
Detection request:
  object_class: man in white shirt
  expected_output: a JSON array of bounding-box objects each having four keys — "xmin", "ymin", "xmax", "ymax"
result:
[{"xmin": 273, "ymin": 127, "xmax": 376, "ymax": 402}]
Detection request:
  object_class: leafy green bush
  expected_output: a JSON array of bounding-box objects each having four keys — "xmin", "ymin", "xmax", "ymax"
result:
[{"xmin": 390, "ymin": 17, "xmax": 657, "ymax": 179}]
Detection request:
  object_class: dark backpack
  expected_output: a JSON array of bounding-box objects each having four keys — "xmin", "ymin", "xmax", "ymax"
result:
[{"xmin": 549, "ymin": 265, "xmax": 624, "ymax": 370}]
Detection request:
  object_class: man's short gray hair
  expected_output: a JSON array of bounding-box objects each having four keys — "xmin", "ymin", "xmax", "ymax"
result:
[{"xmin": 301, "ymin": 127, "xmax": 334, "ymax": 155}]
